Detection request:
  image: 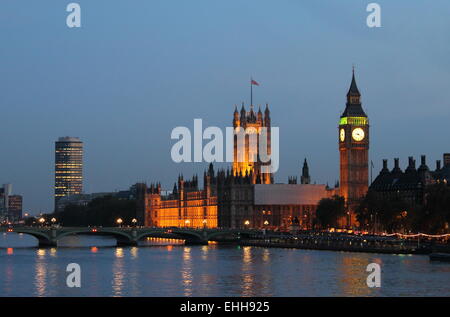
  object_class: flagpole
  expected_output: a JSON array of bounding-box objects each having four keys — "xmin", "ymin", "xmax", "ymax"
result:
[
  {"xmin": 250, "ymin": 77, "xmax": 253, "ymax": 107},
  {"xmin": 370, "ymin": 160, "xmax": 373, "ymax": 185}
]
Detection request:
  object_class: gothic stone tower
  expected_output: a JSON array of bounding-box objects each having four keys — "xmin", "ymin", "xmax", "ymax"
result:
[
  {"xmin": 339, "ymin": 70, "xmax": 369, "ymax": 227},
  {"xmin": 233, "ymin": 103, "xmax": 272, "ymax": 184}
]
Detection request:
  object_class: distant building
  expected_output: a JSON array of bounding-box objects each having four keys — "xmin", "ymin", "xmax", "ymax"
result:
[
  {"xmin": 54, "ymin": 137, "xmax": 83, "ymax": 211},
  {"xmin": 370, "ymin": 154, "xmax": 450, "ymax": 207},
  {"xmin": 0, "ymin": 184, "xmax": 23, "ymax": 223},
  {"xmin": 7, "ymin": 195, "xmax": 23, "ymax": 222},
  {"xmin": 300, "ymin": 159, "xmax": 311, "ymax": 185}
]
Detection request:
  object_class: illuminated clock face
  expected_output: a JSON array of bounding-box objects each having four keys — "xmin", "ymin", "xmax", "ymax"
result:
[
  {"xmin": 340, "ymin": 129, "xmax": 345, "ymax": 142},
  {"xmin": 352, "ymin": 128, "xmax": 365, "ymax": 141}
]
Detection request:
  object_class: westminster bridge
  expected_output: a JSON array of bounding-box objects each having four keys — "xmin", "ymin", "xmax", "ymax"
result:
[{"xmin": 0, "ymin": 226, "xmax": 260, "ymax": 247}]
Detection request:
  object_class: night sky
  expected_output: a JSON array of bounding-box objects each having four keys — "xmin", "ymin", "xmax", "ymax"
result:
[{"xmin": 1, "ymin": 1, "xmax": 449, "ymax": 214}]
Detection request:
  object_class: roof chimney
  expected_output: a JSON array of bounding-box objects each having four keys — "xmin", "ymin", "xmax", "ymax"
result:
[
  {"xmin": 444, "ymin": 153, "xmax": 450, "ymax": 167},
  {"xmin": 406, "ymin": 156, "xmax": 416, "ymax": 173}
]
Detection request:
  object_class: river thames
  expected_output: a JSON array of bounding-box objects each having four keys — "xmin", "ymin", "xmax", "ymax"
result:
[{"xmin": 1, "ymin": 233, "xmax": 449, "ymax": 297}]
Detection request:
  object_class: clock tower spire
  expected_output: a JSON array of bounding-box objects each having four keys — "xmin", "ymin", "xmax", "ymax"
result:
[{"xmin": 338, "ymin": 68, "xmax": 369, "ymax": 228}]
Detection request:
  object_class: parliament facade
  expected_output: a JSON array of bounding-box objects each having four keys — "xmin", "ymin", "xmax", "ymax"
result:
[{"xmin": 136, "ymin": 72, "xmax": 370, "ymax": 229}]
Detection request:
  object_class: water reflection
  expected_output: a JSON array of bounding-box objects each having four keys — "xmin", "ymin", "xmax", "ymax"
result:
[
  {"xmin": 241, "ymin": 247, "xmax": 255, "ymax": 296},
  {"xmin": 34, "ymin": 260, "xmax": 47, "ymax": 297},
  {"xmin": 201, "ymin": 245, "xmax": 208, "ymax": 260},
  {"xmin": 130, "ymin": 247, "xmax": 138, "ymax": 259},
  {"xmin": 181, "ymin": 247, "xmax": 193, "ymax": 296},
  {"xmin": 336, "ymin": 254, "xmax": 382, "ymax": 296},
  {"xmin": 112, "ymin": 248, "xmax": 125, "ymax": 296},
  {"xmin": 1, "ymin": 234, "xmax": 449, "ymax": 297}
]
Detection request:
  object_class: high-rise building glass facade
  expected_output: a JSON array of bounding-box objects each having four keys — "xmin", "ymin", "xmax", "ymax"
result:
[{"xmin": 55, "ymin": 137, "xmax": 83, "ymax": 210}]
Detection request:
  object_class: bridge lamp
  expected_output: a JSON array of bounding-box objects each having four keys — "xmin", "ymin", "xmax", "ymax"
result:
[
  {"xmin": 185, "ymin": 220, "xmax": 190, "ymax": 227},
  {"xmin": 38, "ymin": 217, "xmax": 45, "ymax": 226},
  {"xmin": 132, "ymin": 218, "xmax": 137, "ymax": 226},
  {"xmin": 116, "ymin": 218, "xmax": 123, "ymax": 226},
  {"xmin": 264, "ymin": 220, "xmax": 269, "ymax": 226},
  {"xmin": 244, "ymin": 220, "xmax": 250, "ymax": 227},
  {"xmin": 51, "ymin": 218, "xmax": 56, "ymax": 224}
]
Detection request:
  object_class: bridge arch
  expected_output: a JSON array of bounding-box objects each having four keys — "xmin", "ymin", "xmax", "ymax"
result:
[
  {"xmin": 56, "ymin": 228, "xmax": 135, "ymax": 246},
  {"xmin": 12, "ymin": 229, "xmax": 53, "ymax": 246}
]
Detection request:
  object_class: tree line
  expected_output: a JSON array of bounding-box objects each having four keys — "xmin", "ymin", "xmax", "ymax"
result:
[{"xmin": 40, "ymin": 196, "xmax": 138, "ymax": 227}]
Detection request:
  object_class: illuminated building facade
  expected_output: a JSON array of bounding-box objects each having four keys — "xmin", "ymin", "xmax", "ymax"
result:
[
  {"xmin": 233, "ymin": 103, "xmax": 272, "ymax": 184},
  {"xmin": 54, "ymin": 137, "xmax": 83, "ymax": 211},
  {"xmin": 338, "ymin": 70, "xmax": 370, "ymax": 226},
  {"xmin": 137, "ymin": 164, "xmax": 218, "ymax": 228}
]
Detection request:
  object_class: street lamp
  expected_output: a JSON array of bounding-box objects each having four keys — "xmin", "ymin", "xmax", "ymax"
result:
[
  {"xmin": 51, "ymin": 217, "xmax": 56, "ymax": 224},
  {"xmin": 244, "ymin": 220, "xmax": 250, "ymax": 228},
  {"xmin": 38, "ymin": 217, "xmax": 45, "ymax": 227},
  {"xmin": 185, "ymin": 219, "xmax": 191, "ymax": 227},
  {"xmin": 116, "ymin": 218, "xmax": 123, "ymax": 227},
  {"xmin": 202, "ymin": 219, "xmax": 207, "ymax": 228},
  {"xmin": 131, "ymin": 218, "xmax": 137, "ymax": 227},
  {"xmin": 264, "ymin": 220, "xmax": 269, "ymax": 226}
]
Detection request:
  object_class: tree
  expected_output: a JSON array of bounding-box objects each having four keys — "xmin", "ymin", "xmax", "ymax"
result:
[
  {"xmin": 52, "ymin": 196, "xmax": 137, "ymax": 227},
  {"xmin": 315, "ymin": 195, "xmax": 345, "ymax": 229},
  {"xmin": 357, "ymin": 191, "xmax": 416, "ymax": 233},
  {"xmin": 414, "ymin": 183, "xmax": 450, "ymax": 233}
]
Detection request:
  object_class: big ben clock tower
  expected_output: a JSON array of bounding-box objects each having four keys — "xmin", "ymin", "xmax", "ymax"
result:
[{"xmin": 339, "ymin": 69, "xmax": 369, "ymax": 227}]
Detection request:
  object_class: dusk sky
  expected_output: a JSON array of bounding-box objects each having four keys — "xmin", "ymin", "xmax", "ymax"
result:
[{"xmin": 1, "ymin": 1, "xmax": 450, "ymax": 214}]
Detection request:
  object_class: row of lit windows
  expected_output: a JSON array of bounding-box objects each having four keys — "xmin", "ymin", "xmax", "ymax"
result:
[
  {"xmin": 55, "ymin": 171, "xmax": 82, "ymax": 174},
  {"xmin": 55, "ymin": 176, "xmax": 82, "ymax": 179}
]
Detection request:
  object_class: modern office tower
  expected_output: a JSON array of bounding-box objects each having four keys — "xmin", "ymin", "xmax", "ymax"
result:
[
  {"xmin": 54, "ymin": 137, "xmax": 83, "ymax": 211},
  {"xmin": 7, "ymin": 195, "xmax": 22, "ymax": 222}
]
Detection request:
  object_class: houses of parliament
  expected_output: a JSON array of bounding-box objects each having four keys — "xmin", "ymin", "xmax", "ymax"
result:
[{"xmin": 136, "ymin": 71, "xmax": 370, "ymax": 229}]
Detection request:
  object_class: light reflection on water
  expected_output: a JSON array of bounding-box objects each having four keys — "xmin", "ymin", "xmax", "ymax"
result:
[{"xmin": 1, "ymin": 233, "xmax": 450, "ymax": 296}]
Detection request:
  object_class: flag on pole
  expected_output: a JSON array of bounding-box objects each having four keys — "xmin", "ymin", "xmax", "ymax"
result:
[{"xmin": 251, "ymin": 79, "xmax": 260, "ymax": 86}]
